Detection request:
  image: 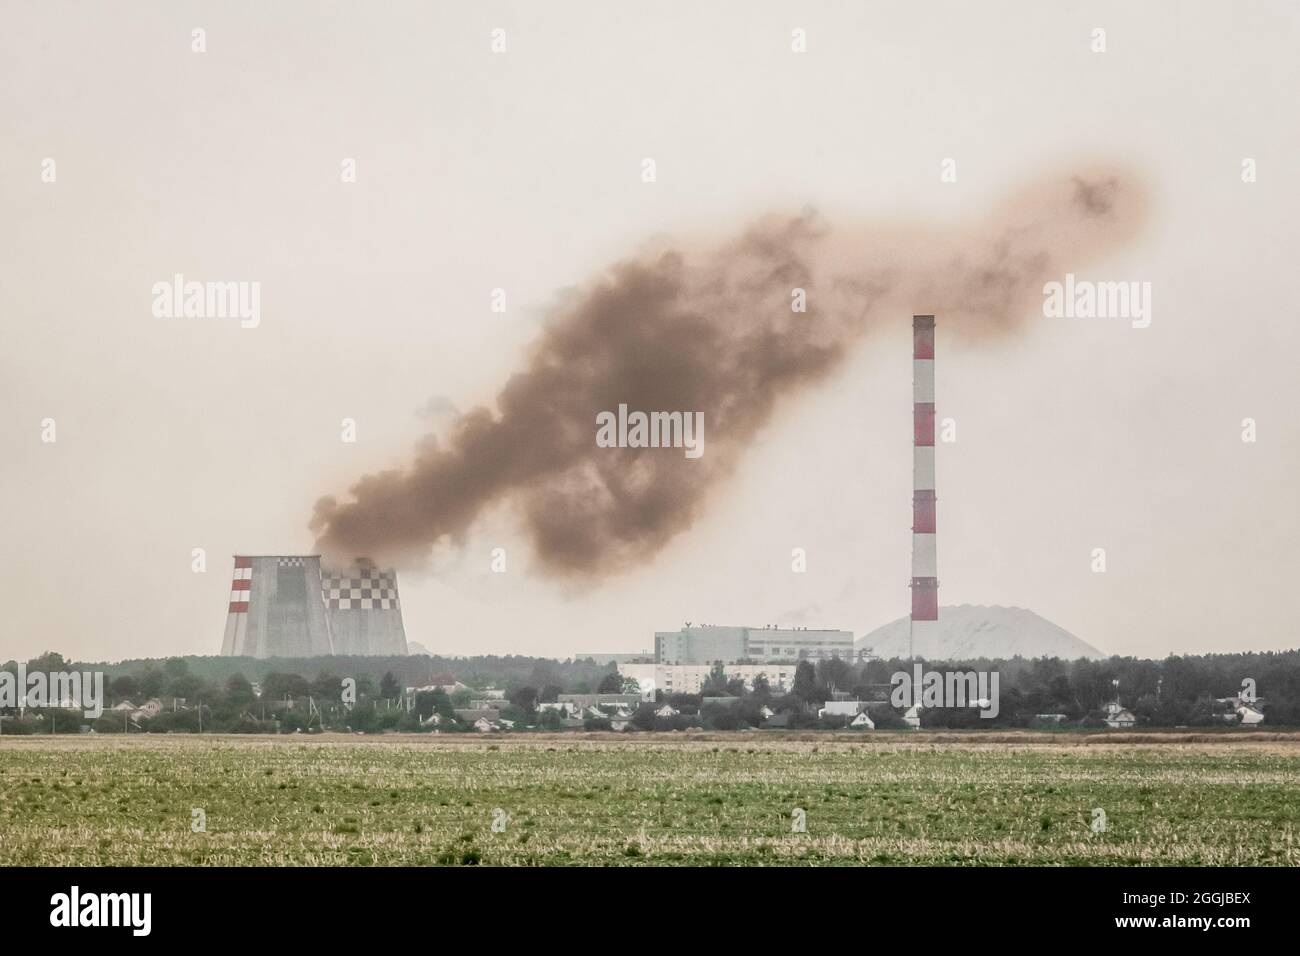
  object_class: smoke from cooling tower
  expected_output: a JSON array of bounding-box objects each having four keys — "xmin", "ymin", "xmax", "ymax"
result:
[{"xmin": 312, "ymin": 167, "xmax": 1149, "ymax": 578}]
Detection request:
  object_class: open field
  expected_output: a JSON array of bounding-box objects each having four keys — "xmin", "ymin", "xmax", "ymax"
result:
[{"xmin": 2, "ymin": 733, "xmax": 1298, "ymax": 866}]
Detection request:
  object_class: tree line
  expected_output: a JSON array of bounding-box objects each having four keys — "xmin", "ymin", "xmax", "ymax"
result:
[{"xmin": 2, "ymin": 647, "xmax": 1297, "ymax": 733}]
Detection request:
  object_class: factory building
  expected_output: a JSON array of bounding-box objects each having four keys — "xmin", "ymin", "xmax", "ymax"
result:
[
  {"xmin": 619, "ymin": 662, "xmax": 799, "ymax": 700},
  {"xmin": 220, "ymin": 555, "xmax": 408, "ymax": 658},
  {"xmin": 653, "ymin": 625, "xmax": 853, "ymax": 665}
]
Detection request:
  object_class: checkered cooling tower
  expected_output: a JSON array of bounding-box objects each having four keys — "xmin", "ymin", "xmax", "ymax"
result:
[
  {"xmin": 321, "ymin": 568, "xmax": 401, "ymax": 611},
  {"xmin": 320, "ymin": 563, "xmax": 408, "ymax": 656}
]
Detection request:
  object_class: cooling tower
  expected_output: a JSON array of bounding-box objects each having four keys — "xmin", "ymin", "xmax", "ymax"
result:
[
  {"xmin": 909, "ymin": 315, "xmax": 939, "ymax": 659},
  {"xmin": 219, "ymin": 555, "xmax": 408, "ymax": 658},
  {"xmin": 220, "ymin": 556, "xmax": 334, "ymax": 658},
  {"xmin": 320, "ymin": 561, "xmax": 408, "ymax": 656}
]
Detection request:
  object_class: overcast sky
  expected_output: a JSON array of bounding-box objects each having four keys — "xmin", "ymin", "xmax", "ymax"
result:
[{"xmin": 2, "ymin": 1, "xmax": 1296, "ymax": 663}]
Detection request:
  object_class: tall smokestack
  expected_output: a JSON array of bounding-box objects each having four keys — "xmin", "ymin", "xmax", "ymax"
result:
[{"xmin": 910, "ymin": 315, "xmax": 938, "ymax": 659}]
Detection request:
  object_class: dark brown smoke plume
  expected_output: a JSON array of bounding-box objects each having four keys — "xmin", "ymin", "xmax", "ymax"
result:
[{"xmin": 312, "ymin": 167, "xmax": 1149, "ymax": 578}]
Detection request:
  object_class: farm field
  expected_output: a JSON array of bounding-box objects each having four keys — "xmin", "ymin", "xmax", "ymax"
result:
[{"xmin": 1, "ymin": 733, "xmax": 1297, "ymax": 866}]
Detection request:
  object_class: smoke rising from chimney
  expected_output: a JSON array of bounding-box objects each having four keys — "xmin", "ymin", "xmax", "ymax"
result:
[{"xmin": 312, "ymin": 167, "xmax": 1149, "ymax": 578}]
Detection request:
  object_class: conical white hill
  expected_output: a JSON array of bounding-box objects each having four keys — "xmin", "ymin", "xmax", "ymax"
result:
[{"xmin": 856, "ymin": 605, "xmax": 1105, "ymax": 661}]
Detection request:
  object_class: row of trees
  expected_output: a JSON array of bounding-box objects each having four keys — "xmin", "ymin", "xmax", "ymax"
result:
[{"xmin": 5, "ymin": 648, "xmax": 1298, "ymax": 733}]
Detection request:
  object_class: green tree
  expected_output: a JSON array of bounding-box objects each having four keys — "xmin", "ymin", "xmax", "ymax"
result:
[
  {"xmin": 28, "ymin": 651, "xmax": 68, "ymax": 672},
  {"xmin": 509, "ymin": 686, "xmax": 538, "ymax": 715},
  {"xmin": 263, "ymin": 672, "xmax": 310, "ymax": 700},
  {"xmin": 380, "ymin": 671, "xmax": 401, "ymax": 700},
  {"xmin": 110, "ymin": 675, "xmax": 140, "ymax": 701},
  {"xmin": 701, "ymin": 662, "xmax": 729, "ymax": 695},
  {"xmin": 630, "ymin": 703, "xmax": 657, "ymax": 731},
  {"xmin": 816, "ymin": 657, "xmax": 853, "ymax": 698},
  {"xmin": 163, "ymin": 657, "xmax": 191, "ymax": 680},
  {"xmin": 597, "ymin": 672, "xmax": 623, "ymax": 694},
  {"xmin": 792, "ymin": 661, "xmax": 819, "ymax": 703},
  {"xmin": 310, "ymin": 672, "xmax": 342, "ymax": 700},
  {"xmin": 138, "ymin": 666, "xmax": 164, "ymax": 699},
  {"xmin": 429, "ymin": 688, "xmax": 456, "ymax": 720},
  {"xmin": 225, "ymin": 673, "xmax": 255, "ymax": 707}
]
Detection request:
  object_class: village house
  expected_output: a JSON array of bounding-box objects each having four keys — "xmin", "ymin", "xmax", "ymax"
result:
[
  {"xmin": 455, "ymin": 708, "xmax": 498, "ymax": 725},
  {"xmin": 1236, "ymin": 703, "xmax": 1265, "ymax": 725},
  {"xmin": 558, "ymin": 693, "xmax": 641, "ymax": 711},
  {"xmin": 818, "ymin": 699, "xmax": 866, "ymax": 718},
  {"xmin": 1103, "ymin": 702, "xmax": 1136, "ymax": 729}
]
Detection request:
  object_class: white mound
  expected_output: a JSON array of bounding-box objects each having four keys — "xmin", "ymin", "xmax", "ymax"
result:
[{"xmin": 856, "ymin": 605, "xmax": 1105, "ymax": 661}]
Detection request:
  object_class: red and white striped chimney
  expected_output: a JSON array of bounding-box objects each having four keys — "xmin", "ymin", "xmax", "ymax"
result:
[{"xmin": 910, "ymin": 314, "xmax": 938, "ymax": 658}]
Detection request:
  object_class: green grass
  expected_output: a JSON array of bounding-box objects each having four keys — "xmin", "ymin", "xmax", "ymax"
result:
[{"xmin": 1, "ymin": 734, "xmax": 1296, "ymax": 865}]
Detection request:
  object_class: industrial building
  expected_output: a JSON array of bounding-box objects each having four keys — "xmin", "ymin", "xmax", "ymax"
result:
[
  {"xmin": 653, "ymin": 625, "xmax": 853, "ymax": 665},
  {"xmin": 619, "ymin": 661, "xmax": 799, "ymax": 700},
  {"xmin": 220, "ymin": 555, "xmax": 408, "ymax": 658}
]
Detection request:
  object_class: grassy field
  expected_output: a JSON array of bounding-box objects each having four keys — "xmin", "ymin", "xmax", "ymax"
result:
[{"xmin": 1, "ymin": 733, "xmax": 1297, "ymax": 866}]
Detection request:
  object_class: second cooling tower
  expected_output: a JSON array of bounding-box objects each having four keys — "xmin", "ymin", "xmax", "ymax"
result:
[{"xmin": 321, "ymin": 562, "xmax": 408, "ymax": 656}]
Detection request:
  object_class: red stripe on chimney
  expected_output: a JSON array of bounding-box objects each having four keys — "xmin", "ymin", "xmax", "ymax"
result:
[
  {"xmin": 910, "ymin": 578, "xmax": 938, "ymax": 620},
  {"xmin": 912, "ymin": 491, "xmax": 936, "ymax": 533},
  {"xmin": 913, "ymin": 403, "xmax": 935, "ymax": 446}
]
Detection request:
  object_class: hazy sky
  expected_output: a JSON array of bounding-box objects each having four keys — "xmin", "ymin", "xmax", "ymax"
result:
[{"xmin": 2, "ymin": 1, "xmax": 1297, "ymax": 663}]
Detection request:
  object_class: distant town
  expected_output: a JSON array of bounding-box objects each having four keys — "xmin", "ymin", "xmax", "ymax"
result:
[{"xmin": 1, "ymin": 623, "xmax": 1293, "ymax": 734}]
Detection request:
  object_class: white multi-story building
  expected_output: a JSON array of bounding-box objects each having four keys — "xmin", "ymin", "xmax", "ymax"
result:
[
  {"xmin": 619, "ymin": 662, "xmax": 799, "ymax": 700},
  {"xmin": 653, "ymin": 625, "xmax": 854, "ymax": 665}
]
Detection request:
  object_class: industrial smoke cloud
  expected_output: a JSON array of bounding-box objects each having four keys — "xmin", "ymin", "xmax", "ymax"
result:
[{"xmin": 312, "ymin": 168, "xmax": 1149, "ymax": 578}]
